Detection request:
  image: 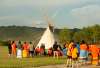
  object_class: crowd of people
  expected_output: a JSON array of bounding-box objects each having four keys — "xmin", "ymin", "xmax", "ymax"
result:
[
  {"xmin": 7, "ymin": 40, "xmax": 100, "ymax": 67},
  {"xmin": 8, "ymin": 40, "xmax": 63, "ymax": 58},
  {"xmin": 8, "ymin": 40, "xmax": 35, "ymax": 58},
  {"xmin": 64, "ymin": 40, "xmax": 100, "ymax": 67}
]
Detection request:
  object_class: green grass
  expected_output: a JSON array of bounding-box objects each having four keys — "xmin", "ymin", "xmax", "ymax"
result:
[{"xmin": 0, "ymin": 45, "xmax": 66, "ymax": 68}]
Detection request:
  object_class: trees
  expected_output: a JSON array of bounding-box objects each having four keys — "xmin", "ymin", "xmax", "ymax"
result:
[
  {"xmin": 91, "ymin": 24, "xmax": 100, "ymax": 43},
  {"xmin": 73, "ymin": 24, "xmax": 100, "ymax": 43},
  {"xmin": 82, "ymin": 27, "xmax": 93, "ymax": 43},
  {"xmin": 58, "ymin": 28, "xmax": 71, "ymax": 44},
  {"xmin": 73, "ymin": 30, "xmax": 91, "ymax": 43},
  {"xmin": 59, "ymin": 24, "xmax": 100, "ymax": 44}
]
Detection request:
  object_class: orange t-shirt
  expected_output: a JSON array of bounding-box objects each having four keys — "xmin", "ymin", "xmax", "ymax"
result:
[
  {"xmin": 23, "ymin": 44, "xmax": 29, "ymax": 50},
  {"xmin": 89, "ymin": 45, "xmax": 99, "ymax": 58},
  {"xmin": 11, "ymin": 43, "xmax": 16, "ymax": 55},
  {"xmin": 35, "ymin": 48, "xmax": 40, "ymax": 52},
  {"xmin": 80, "ymin": 44, "xmax": 88, "ymax": 51},
  {"xmin": 12, "ymin": 43, "xmax": 16, "ymax": 50}
]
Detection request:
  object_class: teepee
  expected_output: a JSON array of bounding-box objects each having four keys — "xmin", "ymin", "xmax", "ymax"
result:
[{"xmin": 36, "ymin": 23, "xmax": 55, "ymax": 49}]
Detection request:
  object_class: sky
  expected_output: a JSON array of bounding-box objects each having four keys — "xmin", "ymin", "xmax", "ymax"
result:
[{"xmin": 0, "ymin": 0, "xmax": 100, "ymax": 28}]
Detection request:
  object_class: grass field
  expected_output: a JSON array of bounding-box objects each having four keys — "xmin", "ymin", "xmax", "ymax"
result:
[{"xmin": 0, "ymin": 45, "xmax": 66, "ymax": 68}]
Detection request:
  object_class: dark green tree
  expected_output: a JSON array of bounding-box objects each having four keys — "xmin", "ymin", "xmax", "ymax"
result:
[
  {"xmin": 58, "ymin": 28, "xmax": 71, "ymax": 44},
  {"xmin": 73, "ymin": 31, "xmax": 88, "ymax": 42}
]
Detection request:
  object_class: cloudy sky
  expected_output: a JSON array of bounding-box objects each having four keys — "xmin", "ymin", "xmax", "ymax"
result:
[{"xmin": 0, "ymin": 0, "xmax": 100, "ymax": 28}]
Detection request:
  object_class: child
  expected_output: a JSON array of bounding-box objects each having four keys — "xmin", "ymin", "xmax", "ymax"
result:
[
  {"xmin": 62, "ymin": 43, "xmax": 68, "ymax": 56},
  {"xmin": 72, "ymin": 44, "xmax": 79, "ymax": 68},
  {"xmin": 66, "ymin": 41, "xmax": 74, "ymax": 67}
]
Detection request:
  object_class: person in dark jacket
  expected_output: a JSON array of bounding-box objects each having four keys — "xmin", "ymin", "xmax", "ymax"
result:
[
  {"xmin": 8, "ymin": 40, "xmax": 12, "ymax": 56},
  {"xmin": 53, "ymin": 41, "xmax": 59, "ymax": 58}
]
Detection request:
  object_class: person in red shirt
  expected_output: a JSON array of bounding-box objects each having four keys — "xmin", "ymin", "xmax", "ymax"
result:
[
  {"xmin": 40, "ymin": 44, "xmax": 45, "ymax": 56},
  {"xmin": 35, "ymin": 46, "xmax": 40, "ymax": 56},
  {"xmin": 48, "ymin": 48, "xmax": 53, "ymax": 56}
]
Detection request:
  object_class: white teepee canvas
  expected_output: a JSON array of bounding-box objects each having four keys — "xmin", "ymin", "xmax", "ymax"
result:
[{"xmin": 36, "ymin": 26, "xmax": 55, "ymax": 49}]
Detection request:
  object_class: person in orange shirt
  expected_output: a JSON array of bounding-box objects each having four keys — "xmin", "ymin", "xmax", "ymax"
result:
[
  {"xmin": 11, "ymin": 41, "xmax": 17, "ymax": 56},
  {"xmin": 89, "ymin": 42, "xmax": 99, "ymax": 65},
  {"xmin": 79, "ymin": 40, "xmax": 88, "ymax": 65},
  {"xmin": 22, "ymin": 42, "xmax": 29, "ymax": 58}
]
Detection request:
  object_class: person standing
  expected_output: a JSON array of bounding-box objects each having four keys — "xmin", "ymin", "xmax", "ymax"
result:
[
  {"xmin": 53, "ymin": 41, "xmax": 59, "ymax": 59},
  {"xmin": 76, "ymin": 42, "xmax": 80, "ymax": 56},
  {"xmin": 8, "ymin": 40, "xmax": 12, "ymax": 57},
  {"xmin": 79, "ymin": 40, "xmax": 88, "ymax": 65},
  {"xmin": 40, "ymin": 44, "xmax": 45, "ymax": 56},
  {"xmin": 89, "ymin": 42, "xmax": 99, "ymax": 65},
  {"xmin": 16, "ymin": 41, "xmax": 22, "ymax": 58},
  {"xmin": 66, "ymin": 40, "xmax": 74, "ymax": 67},
  {"xmin": 22, "ymin": 42, "xmax": 29, "ymax": 58},
  {"xmin": 71, "ymin": 44, "xmax": 79, "ymax": 68},
  {"xmin": 11, "ymin": 41, "xmax": 17, "ymax": 56},
  {"xmin": 29, "ymin": 42, "xmax": 35, "ymax": 57},
  {"xmin": 62, "ymin": 43, "xmax": 67, "ymax": 56}
]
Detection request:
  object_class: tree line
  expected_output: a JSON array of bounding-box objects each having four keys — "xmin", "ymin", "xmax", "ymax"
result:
[
  {"xmin": 59, "ymin": 24, "xmax": 100, "ymax": 44},
  {"xmin": 0, "ymin": 25, "xmax": 100, "ymax": 45}
]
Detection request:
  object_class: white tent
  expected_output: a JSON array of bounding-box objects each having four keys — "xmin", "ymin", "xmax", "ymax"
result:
[{"xmin": 36, "ymin": 25, "xmax": 55, "ymax": 49}]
